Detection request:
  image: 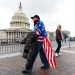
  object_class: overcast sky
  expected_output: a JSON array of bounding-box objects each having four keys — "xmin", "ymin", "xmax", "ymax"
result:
[{"xmin": 0, "ymin": 0, "xmax": 75, "ymax": 36}]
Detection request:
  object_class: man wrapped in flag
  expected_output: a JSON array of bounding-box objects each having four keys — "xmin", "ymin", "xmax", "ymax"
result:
[{"xmin": 22, "ymin": 15, "xmax": 56, "ymax": 74}]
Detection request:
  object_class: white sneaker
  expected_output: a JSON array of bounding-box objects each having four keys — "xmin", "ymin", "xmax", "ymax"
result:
[
  {"xmin": 58, "ymin": 53, "xmax": 62, "ymax": 56},
  {"xmin": 55, "ymin": 53, "xmax": 59, "ymax": 57}
]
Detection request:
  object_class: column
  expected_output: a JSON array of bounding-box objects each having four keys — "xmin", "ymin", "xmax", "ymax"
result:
[
  {"xmin": 12, "ymin": 32, "xmax": 14, "ymax": 42},
  {"xmin": 20, "ymin": 32, "xmax": 21, "ymax": 38},
  {"xmin": 18, "ymin": 32, "xmax": 19, "ymax": 38},
  {"xmin": 8, "ymin": 32, "xmax": 9, "ymax": 43}
]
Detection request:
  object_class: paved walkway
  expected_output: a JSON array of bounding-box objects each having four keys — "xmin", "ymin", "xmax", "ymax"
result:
[{"xmin": 0, "ymin": 47, "xmax": 75, "ymax": 75}]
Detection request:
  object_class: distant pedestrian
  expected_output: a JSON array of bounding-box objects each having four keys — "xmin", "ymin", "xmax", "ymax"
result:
[{"xmin": 55, "ymin": 25, "xmax": 62, "ymax": 56}]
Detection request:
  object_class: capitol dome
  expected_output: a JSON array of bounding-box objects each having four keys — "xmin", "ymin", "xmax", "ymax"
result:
[{"xmin": 10, "ymin": 2, "xmax": 30, "ymax": 29}]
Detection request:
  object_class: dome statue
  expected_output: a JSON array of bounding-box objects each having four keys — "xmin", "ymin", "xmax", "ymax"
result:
[{"xmin": 10, "ymin": 2, "xmax": 30, "ymax": 29}]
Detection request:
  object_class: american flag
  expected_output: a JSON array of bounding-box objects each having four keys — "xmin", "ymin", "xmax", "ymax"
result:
[{"xmin": 42, "ymin": 37, "xmax": 56, "ymax": 68}]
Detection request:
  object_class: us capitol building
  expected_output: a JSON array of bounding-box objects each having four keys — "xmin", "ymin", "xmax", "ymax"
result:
[
  {"xmin": 0, "ymin": 2, "xmax": 32, "ymax": 43},
  {"xmin": 0, "ymin": 2, "xmax": 70, "ymax": 43}
]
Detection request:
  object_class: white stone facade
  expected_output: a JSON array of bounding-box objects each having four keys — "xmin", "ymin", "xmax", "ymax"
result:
[
  {"xmin": 10, "ymin": 2, "xmax": 30, "ymax": 29},
  {"xmin": 0, "ymin": 2, "xmax": 31, "ymax": 43}
]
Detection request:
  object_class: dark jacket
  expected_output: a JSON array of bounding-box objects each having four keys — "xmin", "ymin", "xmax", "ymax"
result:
[
  {"xmin": 56, "ymin": 29, "xmax": 62, "ymax": 40},
  {"xmin": 20, "ymin": 32, "xmax": 38, "ymax": 59}
]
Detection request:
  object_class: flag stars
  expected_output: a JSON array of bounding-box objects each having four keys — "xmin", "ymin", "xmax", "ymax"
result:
[
  {"xmin": 39, "ymin": 24, "xmax": 41, "ymax": 26},
  {"xmin": 42, "ymin": 28, "xmax": 44, "ymax": 30}
]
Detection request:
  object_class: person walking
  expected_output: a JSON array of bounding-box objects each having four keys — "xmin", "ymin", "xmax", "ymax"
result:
[
  {"xmin": 55, "ymin": 25, "xmax": 62, "ymax": 56},
  {"xmin": 22, "ymin": 15, "xmax": 49, "ymax": 74}
]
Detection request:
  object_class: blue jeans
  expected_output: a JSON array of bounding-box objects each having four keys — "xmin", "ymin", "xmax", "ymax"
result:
[{"xmin": 26, "ymin": 41, "xmax": 49, "ymax": 70}]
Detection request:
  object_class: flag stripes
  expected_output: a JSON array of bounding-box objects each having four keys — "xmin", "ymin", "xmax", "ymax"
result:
[{"xmin": 42, "ymin": 37, "xmax": 56, "ymax": 68}]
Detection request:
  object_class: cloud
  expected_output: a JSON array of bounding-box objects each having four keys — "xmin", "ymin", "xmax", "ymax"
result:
[{"xmin": 0, "ymin": 0, "xmax": 63, "ymax": 14}]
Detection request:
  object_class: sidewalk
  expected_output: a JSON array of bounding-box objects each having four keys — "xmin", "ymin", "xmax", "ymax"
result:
[{"xmin": 0, "ymin": 47, "xmax": 75, "ymax": 75}]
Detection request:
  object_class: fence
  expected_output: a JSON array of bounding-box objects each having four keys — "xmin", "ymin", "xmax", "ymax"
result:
[
  {"xmin": 0, "ymin": 38, "xmax": 75, "ymax": 55},
  {"xmin": 0, "ymin": 39, "xmax": 24, "ymax": 55}
]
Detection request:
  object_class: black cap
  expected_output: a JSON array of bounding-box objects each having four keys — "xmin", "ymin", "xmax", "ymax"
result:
[{"xmin": 31, "ymin": 15, "xmax": 40, "ymax": 19}]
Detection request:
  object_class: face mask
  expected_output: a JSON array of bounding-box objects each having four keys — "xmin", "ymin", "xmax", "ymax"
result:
[{"xmin": 34, "ymin": 19, "xmax": 39, "ymax": 25}]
